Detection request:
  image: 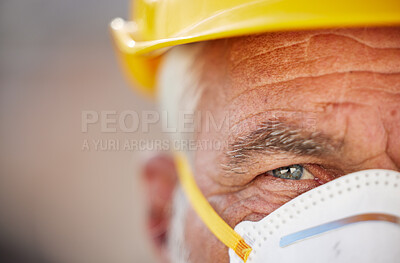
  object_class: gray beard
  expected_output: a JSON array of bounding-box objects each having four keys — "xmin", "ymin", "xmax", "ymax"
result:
[{"xmin": 167, "ymin": 186, "xmax": 191, "ymax": 263}]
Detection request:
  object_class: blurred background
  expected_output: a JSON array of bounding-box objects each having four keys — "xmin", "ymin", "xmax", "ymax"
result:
[{"xmin": 0, "ymin": 0, "xmax": 157, "ymax": 262}]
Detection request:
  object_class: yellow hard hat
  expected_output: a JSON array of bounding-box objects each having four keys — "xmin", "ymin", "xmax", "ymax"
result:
[{"xmin": 110, "ymin": 0, "xmax": 400, "ymax": 98}]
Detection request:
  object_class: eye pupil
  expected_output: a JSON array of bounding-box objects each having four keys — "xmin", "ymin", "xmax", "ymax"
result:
[{"xmin": 272, "ymin": 165, "xmax": 303, "ymax": 180}]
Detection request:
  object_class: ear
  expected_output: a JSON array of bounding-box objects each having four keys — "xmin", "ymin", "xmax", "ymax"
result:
[{"xmin": 142, "ymin": 154, "xmax": 178, "ymax": 262}]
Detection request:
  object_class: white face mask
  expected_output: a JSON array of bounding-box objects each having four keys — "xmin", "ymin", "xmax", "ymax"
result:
[{"xmin": 229, "ymin": 169, "xmax": 400, "ymax": 263}]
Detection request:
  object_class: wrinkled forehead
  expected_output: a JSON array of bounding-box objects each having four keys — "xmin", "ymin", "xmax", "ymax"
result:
[
  {"xmin": 194, "ymin": 27, "xmax": 400, "ymax": 107},
  {"xmin": 186, "ymin": 27, "xmax": 400, "ymax": 183}
]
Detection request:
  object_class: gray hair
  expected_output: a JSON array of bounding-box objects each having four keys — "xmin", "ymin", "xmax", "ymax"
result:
[
  {"xmin": 157, "ymin": 43, "xmax": 204, "ymax": 149},
  {"xmin": 157, "ymin": 43, "xmax": 204, "ymax": 263}
]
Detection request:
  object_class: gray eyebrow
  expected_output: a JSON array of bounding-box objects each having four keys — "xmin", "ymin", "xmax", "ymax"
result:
[{"xmin": 224, "ymin": 120, "xmax": 337, "ymax": 174}]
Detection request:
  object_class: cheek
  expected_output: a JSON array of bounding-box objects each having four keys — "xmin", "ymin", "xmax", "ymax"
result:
[
  {"xmin": 184, "ymin": 177, "xmax": 319, "ymax": 263},
  {"xmin": 184, "ymin": 207, "xmax": 230, "ymax": 263},
  {"xmin": 210, "ymin": 176, "xmax": 320, "ymax": 228}
]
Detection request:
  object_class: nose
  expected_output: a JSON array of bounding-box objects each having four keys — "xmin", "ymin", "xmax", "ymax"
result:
[{"xmin": 334, "ymin": 96, "xmax": 400, "ymax": 173}]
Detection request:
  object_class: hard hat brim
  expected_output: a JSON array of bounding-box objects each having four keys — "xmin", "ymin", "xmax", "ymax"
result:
[{"xmin": 110, "ymin": 0, "xmax": 400, "ymax": 96}]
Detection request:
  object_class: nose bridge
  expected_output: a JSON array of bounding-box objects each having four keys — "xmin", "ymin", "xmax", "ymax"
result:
[
  {"xmin": 382, "ymin": 107, "xmax": 400, "ymax": 171},
  {"xmin": 343, "ymin": 110, "xmax": 400, "ymax": 171},
  {"xmin": 332, "ymin": 100, "xmax": 400, "ymax": 172},
  {"xmin": 386, "ymin": 135, "xmax": 400, "ymax": 171}
]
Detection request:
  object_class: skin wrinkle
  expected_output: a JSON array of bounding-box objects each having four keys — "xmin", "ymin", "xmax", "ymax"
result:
[
  {"xmin": 343, "ymin": 71, "xmax": 351, "ymax": 104},
  {"xmin": 225, "ymin": 74, "xmax": 400, "ymax": 134},
  {"xmin": 382, "ymin": 123, "xmax": 392, "ymax": 167},
  {"xmin": 204, "ymin": 170, "xmax": 279, "ymax": 197},
  {"xmin": 229, "ymin": 35, "xmax": 400, "ymax": 97},
  {"xmin": 315, "ymin": 79, "xmax": 400, "ymax": 110},
  {"xmin": 212, "ymin": 173, "xmax": 320, "ymax": 213},
  {"xmin": 333, "ymin": 28, "xmax": 400, "ymax": 49},
  {"xmin": 171, "ymin": 28, "xmax": 400, "ymax": 263},
  {"xmin": 232, "ymin": 37, "xmax": 314, "ymax": 69},
  {"xmin": 349, "ymin": 87, "xmax": 400, "ymax": 96},
  {"xmin": 242, "ymin": 213, "xmax": 269, "ymax": 222},
  {"xmin": 373, "ymin": 108, "xmax": 399, "ymax": 170},
  {"xmin": 216, "ymin": 194, "xmax": 269, "ymax": 218},
  {"xmin": 231, "ymin": 31, "xmax": 400, "ymax": 68},
  {"xmin": 232, "ymin": 44, "xmax": 400, "ymax": 77},
  {"xmin": 335, "ymin": 103, "xmax": 394, "ymax": 170},
  {"xmin": 227, "ymin": 71, "xmax": 400, "ymax": 105},
  {"xmin": 379, "ymin": 109, "xmax": 400, "ymax": 170},
  {"xmin": 315, "ymin": 101, "xmax": 373, "ymax": 113},
  {"xmin": 216, "ymin": 192, "xmax": 276, "ymax": 224},
  {"xmin": 234, "ymin": 45, "xmax": 335, "ymax": 74},
  {"xmin": 304, "ymin": 33, "xmax": 311, "ymax": 68},
  {"xmin": 257, "ymin": 184, "xmax": 307, "ymax": 203},
  {"xmin": 361, "ymin": 28, "xmax": 379, "ymax": 86},
  {"xmin": 378, "ymin": 108, "xmax": 390, "ymax": 158},
  {"xmin": 228, "ymin": 70, "xmax": 400, "ymax": 100},
  {"xmin": 230, "ymin": 30, "xmax": 400, "ymax": 67},
  {"xmin": 216, "ymin": 179, "xmax": 318, "ymax": 227},
  {"xmin": 229, "ymin": 34, "xmax": 306, "ymax": 66},
  {"xmin": 241, "ymin": 197, "xmax": 272, "ymax": 215},
  {"xmin": 351, "ymin": 151, "xmax": 387, "ymax": 167}
]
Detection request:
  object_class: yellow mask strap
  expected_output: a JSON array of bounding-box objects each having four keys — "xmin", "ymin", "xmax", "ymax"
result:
[{"xmin": 174, "ymin": 152, "xmax": 252, "ymax": 262}]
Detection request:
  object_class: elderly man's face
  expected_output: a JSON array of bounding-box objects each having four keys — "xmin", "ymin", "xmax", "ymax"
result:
[{"xmin": 144, "ymin": 27, "xmax": 400, "ymax": 263}]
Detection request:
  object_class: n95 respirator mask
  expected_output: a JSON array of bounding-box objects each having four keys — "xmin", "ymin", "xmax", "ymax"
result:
[
  {"xmin": 175, "ymin": 153, "xmax": 400, "ymax": 263},
  {"xmin": 229, "ymin": 169, "xmax": 400, "ymax": 263}
]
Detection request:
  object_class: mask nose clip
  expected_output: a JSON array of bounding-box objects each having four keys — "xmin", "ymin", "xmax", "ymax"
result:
[{"xmin": 280, "ymin": 212, "xmax": 400, "ymax": 247}]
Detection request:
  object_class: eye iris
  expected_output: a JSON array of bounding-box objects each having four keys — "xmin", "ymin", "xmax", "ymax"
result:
[{"xmin": 272, "ymin": 165, "xmax": 303, "ymax": 180}]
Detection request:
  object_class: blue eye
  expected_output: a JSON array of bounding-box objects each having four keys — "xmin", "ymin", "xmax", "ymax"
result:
[{"xmin": 271, "ymin": 165, "xmax": 314, "ymax": 180}]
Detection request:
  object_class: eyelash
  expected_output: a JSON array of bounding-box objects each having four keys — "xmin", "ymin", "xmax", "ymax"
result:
[
  {"xmin": 265, "ymin": 163, "xmax": 344, "ymax": 184},
  {"xmin": 271, "ymin": 164, "xmax": 305, "ymax": 180},
  {"xmin": 266, "ymin": 164, "xmax": 315, "ymax": 180}
]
